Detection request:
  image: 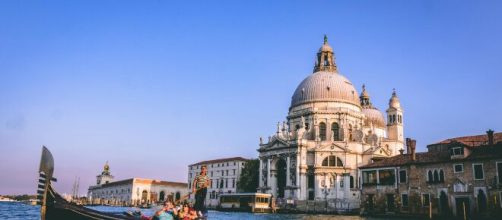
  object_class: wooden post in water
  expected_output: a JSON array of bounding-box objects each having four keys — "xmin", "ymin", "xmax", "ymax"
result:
[
  {"xmin": 430, "ymin": 200, "xmax": 433, "ymax": 219},
  {"xmin": 463, "ymin": 202, "xmax": 466, "ymax": 220}
]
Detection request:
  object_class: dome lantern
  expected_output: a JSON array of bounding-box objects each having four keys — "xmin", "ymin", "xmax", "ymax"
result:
[
  {"xmin": 313, "ymin": 35, "xmax": 337, "ymax": 73},
  {"xmin": 360, "ymin": 84, "xmax": 372, "ymax": 108}
]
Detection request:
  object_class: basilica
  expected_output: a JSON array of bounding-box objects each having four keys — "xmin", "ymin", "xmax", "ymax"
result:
[{"xmin": 257, "ymin": 36, "xmax": 405, "ymax": 209}]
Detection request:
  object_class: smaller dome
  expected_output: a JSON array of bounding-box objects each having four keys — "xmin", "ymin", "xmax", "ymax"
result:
[
  {"xmin": 363, "ymin": 108, "xmax": 386, "ymax": 128},
  {"xmin": 319, "ymin": 44, "xmax": 333, "ymax": 52},
  {"xmin": 389, "ymin": 89, "xmax": 401, "ymax": 108}
]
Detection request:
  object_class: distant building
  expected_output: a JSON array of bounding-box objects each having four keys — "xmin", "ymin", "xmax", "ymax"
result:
[
  {"xmin": 359, "ymin": 130, "xmax": 502, "ymax": 218},
  {"xmin": 188, "ymin": 157, "xmax": 248, "ymax": 208},
  {"xmin": 87, "ymin": 163, "xmax": 188, "ymax": 206}
]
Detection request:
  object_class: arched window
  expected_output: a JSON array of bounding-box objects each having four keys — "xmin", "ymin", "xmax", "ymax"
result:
[
  {"xmin": 324, "ymin": 56, "xmax": 329, "ymax": 66},
  {"xmin": 434, "ymin": 170, "xmax": 439, "ymax": 183},
  {"xmin": 439, "ymin": 170, "xmax": 444, "ymax": 183},
  {"xmin": 322, "ymin": 156, "xmax": 344, "ymax": 167},
  {"xmin": 348, "ymin": 124, "xmax": 353, "ymax": 141},
  {"xmin": 319, "ymin": 122, "xmax": 326, "ymax": 141},
  {"xmin": 332, "ymin": 123, "xmax": 340, "ymax": 141},
  {"xmin": 295, "ymin": 124, "xmax": 300, "ymax": 130},
  {"xmin": 350, "ymin": 176, "xmax": 354, "ymax": 188},
  {"xmin": 428, "ymin": 170, "xmax": 433, "ymax": 182}
]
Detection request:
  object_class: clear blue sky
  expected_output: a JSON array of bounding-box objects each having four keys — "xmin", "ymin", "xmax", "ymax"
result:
[{"xmin": 1, "ymin": 0, "xmax": 501, "ymax": 195}]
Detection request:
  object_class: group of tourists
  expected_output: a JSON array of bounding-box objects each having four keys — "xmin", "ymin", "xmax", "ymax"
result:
[{"xmin": 143, "ymin": 165, "xmax": 210, "ymax": 220}]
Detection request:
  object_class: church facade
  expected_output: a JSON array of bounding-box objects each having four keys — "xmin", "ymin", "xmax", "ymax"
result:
[{"xmin": 257, "ymin": 36, "xmax": 405, "ymax": 209}]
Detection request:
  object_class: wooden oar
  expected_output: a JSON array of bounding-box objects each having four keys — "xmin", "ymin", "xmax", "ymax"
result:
[{"xmin": 174, "ymin": 186, "xmax": 206, "ymax": 205}]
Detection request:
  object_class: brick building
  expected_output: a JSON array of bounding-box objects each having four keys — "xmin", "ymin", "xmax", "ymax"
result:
[{"xmin": 359, "ymin": 130, "xmax": 502, "ymax": 218}]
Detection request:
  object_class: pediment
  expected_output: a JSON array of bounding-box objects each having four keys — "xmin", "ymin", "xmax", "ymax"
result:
[
  {"xmin": 363, "ymin": 145, "xmax": 391, "ymax": 156},
  {"xmin": 264, "ymin": 137, "xmax": 290, "ymax": 149},
  {"xmin": 318, "ymin": 143, "xmax": 350, "ymax": 152}
]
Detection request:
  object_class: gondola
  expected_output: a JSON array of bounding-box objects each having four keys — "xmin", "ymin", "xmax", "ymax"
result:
[{"xmin": 37, "ymin": 146, "xmax": 141, "ymax": 220}]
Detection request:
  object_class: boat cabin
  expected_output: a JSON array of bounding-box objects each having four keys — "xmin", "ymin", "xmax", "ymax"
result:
[{"xmin": 218, "ymin": 193, "xmax": 272, "ymax": 213}]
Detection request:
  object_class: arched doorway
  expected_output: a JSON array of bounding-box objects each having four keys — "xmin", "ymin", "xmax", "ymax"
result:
[
  {"xmin": 276, "ymin": 159, "xmax": 287, "ymax": 198},
  {"xmin": 477, "ymin": 189, "xmax": 487, "ymax": 213},
  {"xmin": 141, "ymin": 190, "xmax": 148, "ymax": 203},
  {"xmin": 175, "ymin": 192, "xmax": 181, "ymax": 201},
  {"xmin": 159, "ymin": 191, "xmax": 165, "ymax": 201},
  {"xmin": 439, "ymin": 191, "xmax": 449, "ymax": 215}
]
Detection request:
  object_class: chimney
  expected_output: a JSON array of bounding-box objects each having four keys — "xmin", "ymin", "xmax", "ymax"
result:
[
  {"xmin": 406, "ymin": 138, "xmax": 417, "ymax": 161},
  {"xmin": 487, "ymin": 129, "xmax": 494, "ymax": 146},
  {"xmin": 406, "ymin": 139, "xmax": 411, "ymax": 155}
]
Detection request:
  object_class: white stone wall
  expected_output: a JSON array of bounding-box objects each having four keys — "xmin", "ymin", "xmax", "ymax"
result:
[{"xmin": 188, "ymin": 159, "xmax": 247, "ymax": 207}]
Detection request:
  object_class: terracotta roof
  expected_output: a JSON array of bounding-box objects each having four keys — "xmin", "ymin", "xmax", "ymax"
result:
[
  {"xmin": 133, "ymin": 178, "xmax": 187, "ymax": 187},
  {"xmin": 430, "ymin": 132, "xmax": 502, "ymax": 147},
  {"xmin": 189, "ymin": 157, "xmax": 248, "ymax": 166},
  {"xmin": 89, "ymin": 178, "xmax": 187, "ymax": 189},
  {"xmin": 360, "ymin": 142, "xmax": 502, "ymax": 169}
]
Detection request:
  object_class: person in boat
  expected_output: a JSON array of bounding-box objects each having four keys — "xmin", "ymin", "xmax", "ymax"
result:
[
  {"xmin": 177, "ymin": 202, "xmax": 197, "ymax": 220},
  {"xmin": 152, "ymin": 200, "xmax": 178, "ymax": 220},
  {"xmin": 192, "ymin": 164, "xmax": 210, "ymax": 216}
]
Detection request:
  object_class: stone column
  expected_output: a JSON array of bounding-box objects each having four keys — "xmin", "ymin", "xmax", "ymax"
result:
[
  {"xmin": 343, "ymin": 173, "xmax": 350, "ymax": 199},
  {"xmin": 286, "ymin": 156, "xmax": 291, "ymax": 186},
  {"xmin": 259, "ymin": 158, "xmax": 263, "ymax": 187},
  {"xmin": 267, "ymin": 158, "xmax": 271, "ymax": 188}
]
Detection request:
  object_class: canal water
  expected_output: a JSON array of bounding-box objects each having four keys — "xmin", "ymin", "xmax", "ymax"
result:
[{"xmin": 0, "ymin": 202, "xmax": 401, "ymax": 220}]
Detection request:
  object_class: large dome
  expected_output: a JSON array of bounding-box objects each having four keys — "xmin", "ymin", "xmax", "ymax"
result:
[{"xmin": 290, "ymin": 71, "xmax": 360, "ymax": 108}]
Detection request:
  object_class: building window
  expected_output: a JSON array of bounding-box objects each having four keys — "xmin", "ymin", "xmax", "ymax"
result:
[
  {"xmin": 450, "ymin": 147, "xmax": 464, "ymax": 156},
  {"xmin": 331, "ymin": 123, "xmax": 340, "ymax": 141},
  {"xmin": 473, "ymin": 164, "xmax": 484, "ymax": 180},
  {"xmin": 226, "ymin": 170, "xmax": 228, "ymax": 176},
  {"xmin": 454, "ymin": 164, "xmax": 464, "ymax": 173},
  {"xmin": 233, "ymin": 169, "xmax": 235, "ymax": 175},
  {"xmin": 378, "ymin": 169, "xmax": 396, "ymax": 185},
  {"xmin": 232, "ymin": 179, "xmax": 235, "ymax": 188},
  {"xmin": 321, "ymin": 156, "xmax": 343, "ymax": 167},
  {"xmin": 422, "ymin": 194, "xmax": 430, "ymax": 207},
  {"xmin": 399, "ymin": 170, "xmax": 407, "ymax": 183},
  {"xmin": 427, "ymin": 169, "xmax": 444, "ymax": 183},
  {"xmin": 319, "ymin": 122, "xmax": 326, "ymax": 141},
  {"xmin": 401, "ymin": 194, "xmax": 409, "ymax": 208},
  {"xmin": 350, "ymin": 176, "xmax": 354, "ymax": 188},
  {"xmin": 362, "ymin": 170, "xmax": 377, "ymax": 185},
  {"xmin": 497, "ymin": 162, "xmax": 502, "ymax": 184}
]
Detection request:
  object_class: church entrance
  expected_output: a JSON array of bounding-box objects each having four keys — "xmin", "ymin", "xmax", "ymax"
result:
[
  {"xmin": 307, "ymin": 170, "xmax": 315, "ymax": 200},
  {"xmin": 276, "ymin": 159, "xmax": 287, "ymax": 198}
]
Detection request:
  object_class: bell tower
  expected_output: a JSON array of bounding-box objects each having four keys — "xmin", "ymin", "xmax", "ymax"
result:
[
  {"xmin": 386, "ymin": 89, "xmax": 404, "ymax": 142},
  {"xmin": 96, "ymin": 161, "xmax": 114, "ymax": 185},
  {"xmin": 313, "ymin": 35, "xmax": 337, "ymax": 73}
]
